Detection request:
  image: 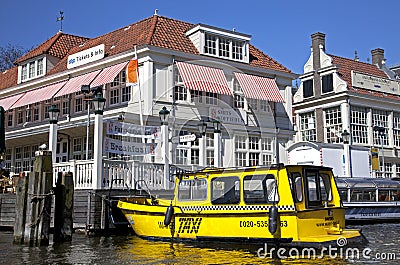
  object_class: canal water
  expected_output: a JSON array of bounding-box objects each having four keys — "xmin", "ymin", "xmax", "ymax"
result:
[{"xmin": 1, "ymin": 223, "xmax": 399, "ymax": 264}]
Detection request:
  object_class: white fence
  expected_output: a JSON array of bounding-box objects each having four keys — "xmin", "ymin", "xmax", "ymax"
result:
[{"xmin": 53, "ymin": 159, "xmax": 178, "ymax": 191}]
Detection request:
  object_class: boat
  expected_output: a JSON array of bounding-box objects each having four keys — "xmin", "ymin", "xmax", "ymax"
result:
[
  {"xmin": 336, "ymin": 177, "xmax": 400, "ymax": 223},
  {"xmin": 118, "ymin": 164, "xmax": 364, "ymax": 247}
]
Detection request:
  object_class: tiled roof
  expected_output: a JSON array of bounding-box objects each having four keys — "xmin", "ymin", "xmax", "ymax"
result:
[
  {"xmin": 2, "ymin": 15, "xmax": 292, "ymax": 91},
  {"xmin": 330, "ymin": 54, "xmax": 400, "ymax": 100},
  {"xmin": 49, "ymin": 15, "xmax": 292, "ymax": 74},
  {"xmin": 15, "ymin": 32, "xmax": 88, "ymax": 64},
  {"xmin": 0, "ymin": 67, "xmax": 18, "ymax": 91}
]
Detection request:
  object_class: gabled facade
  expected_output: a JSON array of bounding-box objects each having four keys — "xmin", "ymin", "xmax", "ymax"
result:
[
  {"xmin": 293, "ymin": 32, "xmax": 400, "ymax": 178},
  {"xmin": 0, "ymin": 14, "xmax": 296, "ymax": 180}
]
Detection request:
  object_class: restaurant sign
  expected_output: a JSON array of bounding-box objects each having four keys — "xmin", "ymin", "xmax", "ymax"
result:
[
  {"xmin": 209, "ymin": 107, "xmax": 244, "ymax": 125},
  {"xmin": 104, "ymin": 137, "xmax": 157, "ymax": 156},
  {"xmin": 106, "ymin": 121, "xmax": 161, "ymax": 140},
  {"xmin": 67, "ymin": 44, "xmax": 105, "ymax": 69}
]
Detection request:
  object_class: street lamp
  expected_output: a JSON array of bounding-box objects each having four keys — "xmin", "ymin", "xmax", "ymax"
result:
[
  {"xmin": 373, "ymin": 125, "xmax": 386, "ymax": 177},
  {"xmin": 48, "ymin": 105, "xmax": 60, "ymax": 163},
  {"xmin": 198, "ymin": 120, "xmax": 207, "ymax": 136},
  {"xmin": 92, "ymin": 92, "xmax": 106, "ymax": 189},
  {"xmin": 159, "ymin": 106, "xmax": 170, "ymax": 125},
  {"xmin": 159, "ymin": 107, "xmax": 170, "ymax": 189},
  {"xmin": 92, "ymin": 92, "xmax": 106, "ymax": 115},
  {"xmin": 341, "ymin": 129, "xmax": 352, "ymax": 177},
  {"xmin": 342, "ymin": 129, "xmax": 350, "ymax": 144},
  {"xmin": 212, "ymin": 119, "xmax": 221, "ymax": 167}
]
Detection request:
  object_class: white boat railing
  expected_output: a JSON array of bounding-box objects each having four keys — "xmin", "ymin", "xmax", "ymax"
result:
[{"xmin": 53, "ymin": 159, "xmax": 195, "ymax": 191}]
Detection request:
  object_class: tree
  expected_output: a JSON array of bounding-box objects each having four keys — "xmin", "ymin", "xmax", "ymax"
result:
[{"xmin": 0, "ymin": 44, "xmax": 28, "ymax": 72}]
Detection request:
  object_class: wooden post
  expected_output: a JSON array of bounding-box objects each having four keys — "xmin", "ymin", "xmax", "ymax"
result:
[
  {"xmin": 54, "ymin": 172, "xmax": 74, "ymax": 242},
  {"xmin": 13, "ymin": 172, "xmax": 29, "ymax": 244},
  {"xmin": 23, "ymin": 151, "xmax": 53, "ymax": 246}
]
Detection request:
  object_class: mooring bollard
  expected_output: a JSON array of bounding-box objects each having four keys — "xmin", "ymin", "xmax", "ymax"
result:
[
  {"xmin": 22, "ymin": 151, "xmax": 53, "ymax": 246},
  {"xmin": 13, "ymin": 172, "xmax": 29, "ymax": 244},
  {"xmin": 54, "ymin": 172, "xmax": 74, "ymax": 242}
]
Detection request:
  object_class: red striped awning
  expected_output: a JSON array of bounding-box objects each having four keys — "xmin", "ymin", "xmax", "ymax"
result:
[
  {"xmin": 176, "ymin": 61, "xmax": 231, "ymax": 95},
  {"xmin": 54, "ymin": 70, "xmax": 101, "ymax": 98},
  {"xmin": 234, "ymin": 72, "xmax": 284, "ymax": 102},
  {"xmin": 12, "ymin": 81, "xmax": 67, "ymax": 109},
  {"xmin": 90, "ymin": 61, "xmax": 128, "ymax": 87},
  {"xmin": 0, "ymin": 93, "xmax": 25, "ymax": 110}
]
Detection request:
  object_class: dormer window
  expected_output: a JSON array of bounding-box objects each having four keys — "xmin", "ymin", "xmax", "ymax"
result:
[
  {"xmin": 186, "ymin": 24, "xmax": 250, "ymax": 63},
  {"xmin": 19, "ymin": 57, "xmax": 46, "ymax": 83}
]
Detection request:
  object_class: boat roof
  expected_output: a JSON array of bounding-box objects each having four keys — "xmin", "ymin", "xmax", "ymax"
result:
[{"xmin": 336, "ymin": 177, "xmax": 400, "ymax": 189}]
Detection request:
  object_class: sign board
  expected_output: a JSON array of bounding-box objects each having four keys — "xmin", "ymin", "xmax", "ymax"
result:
[
  {"xmin": 371, "ymin": 148, "xmax": 379, "ymax": 171},
  {"xmin": 104, "ymin": 137, "xmax": 157, "ymax": 156},
  {"xmin": 106, "ymin": 121, "xmax": 161, "ymax": 140},
  {"xmin": 67, "ymin": 44, "xmax": 105, "ymax": 69},
  {"xmin": 352, "ymin": 71, "xmax": 400, "ymax": 95},
  {"xmin": 171, "ymin": 134, "xmax": 196, "ymax": 144},
  {"xmin": 209, "ymin": 107, "xmax": 243, "ymax": 125}
]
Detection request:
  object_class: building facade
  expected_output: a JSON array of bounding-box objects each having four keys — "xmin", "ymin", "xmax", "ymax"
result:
[
  {"xmin": 293, "ymin": 32, "xmax": 400, "ymax": 178},
  {"xmin": 0, "ymin": 14, "xmax": 296, "ymax": 187}
]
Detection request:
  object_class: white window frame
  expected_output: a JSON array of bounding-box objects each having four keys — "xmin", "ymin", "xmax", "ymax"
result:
[
  {"xmin": 324, "ymin": 106, "xmax": 342, "ymax": 143},
  {"xmin": 300, "ymin": 112, "xmax": 316, "ymax": 142}
]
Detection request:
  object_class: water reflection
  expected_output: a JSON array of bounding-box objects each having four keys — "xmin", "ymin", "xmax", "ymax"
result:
[{"xmin": 0, "ymin": 224, "xmax": 399, "ymax": 264}]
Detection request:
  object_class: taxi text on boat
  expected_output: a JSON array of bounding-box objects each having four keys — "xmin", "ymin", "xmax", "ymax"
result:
[{"xmin": 117, "ymin": 164, "xmax": 364, "ymax": 247}]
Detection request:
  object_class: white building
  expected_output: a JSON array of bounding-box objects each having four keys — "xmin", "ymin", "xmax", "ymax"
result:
[
  {"xmin": 293, "ymin": 32, "xmax": 400, "ymax": 178},
  {"xmin": 0, "ymin": 14, "xmax": 296, "ymax": 190}
]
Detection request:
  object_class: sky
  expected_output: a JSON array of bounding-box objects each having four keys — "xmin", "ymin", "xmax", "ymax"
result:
[{"xmin": 0, "ymin": 0, "xmax": 399, "ymax": 74}]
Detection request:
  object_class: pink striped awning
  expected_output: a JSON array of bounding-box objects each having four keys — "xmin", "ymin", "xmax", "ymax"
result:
[
  {"xmin": 54, "ymin": 70, "xmax": 101, "ymax": 98},
  {"xmin": 234, "ymin": 72, "xmax": 284, "ymax": 102},
  {"xmin": 0, "ymin": 93, "xmax": 25, "ymax": 110},
  {"xmin": 90, "ymin": 61, "xmax": 128, "ymax": 87},
  {"xmin": 12, "ymin": 81, "xmax": 67, "ymax": 109},
  {"xmin": 176, "ymin": 61, "xmax": 231, "ymax": 95}
]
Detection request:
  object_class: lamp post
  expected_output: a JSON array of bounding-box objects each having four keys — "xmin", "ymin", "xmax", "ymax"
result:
[
  {"xmin": 198, "ymin": 120, "xmax": 207, "ymax": 167},
  {"xmin": 373, "ymin": 125, "xmax": 386, "ymax": 177},
  {"xmin": 341, "ymin": 129, "xmax": 352, "ymax": 177},
  {"xmin": 159, "ymin": 107, "xmax": 170, "ymax": 188},
  {"xmin": 81, "ymin": 85, "xmax": 91, "ymax": 160},
  {"xmin": 212, "ymin": 119, "xmax": 221, "ymax": 167},
  {"xmin": 48, "ymin": 105, "xmax": 60, "ymax": 163},
  {"xmin": 92, "ymin": 92, "xmax": 106, "ymax": 189}
]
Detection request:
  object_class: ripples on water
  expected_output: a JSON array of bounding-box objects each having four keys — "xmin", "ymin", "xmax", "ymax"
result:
[{"xmin": 0, "ymin": 223, "xmax": 399, "ymax": 264}]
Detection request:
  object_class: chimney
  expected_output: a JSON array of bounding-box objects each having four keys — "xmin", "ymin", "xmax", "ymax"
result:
[
  {"xmin": 311, "ymin": 32, "xmax": 326, "ymax": 52},
  {"xmin": 311, "ymin": 32, "xmax": 326, "ymax": 98},
  {"xmin": 371, "ymin": 48, "xmax": 384, "ymax": 68}
]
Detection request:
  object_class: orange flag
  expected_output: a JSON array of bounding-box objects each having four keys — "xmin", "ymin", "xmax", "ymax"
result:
[{"xmin": 126, "ymin": 59, "xmax": 138, "ymax": 83}]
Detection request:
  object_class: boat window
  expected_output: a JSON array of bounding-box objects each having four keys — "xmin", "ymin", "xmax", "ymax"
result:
[
  {"xmin": 178, "ymin": 178, "xmax": 208, "ymax": 201},
  {"xmin": 319, "ymin": 173, "xmax": 332, "ymax": 201},
  {"xmin": 351, "ymin": 189, "xmax": 376, "ymax": 202},
  {"xmin": 211, "ymin": 176, "xmax": 240, "ymax": 204},
  {"xmin": 289, "ymin": 173, "xmax": 303, "ymax": 202},
  {"xmin": 243, "ymin": 174, "xmax": 279, "ymax": 204}
]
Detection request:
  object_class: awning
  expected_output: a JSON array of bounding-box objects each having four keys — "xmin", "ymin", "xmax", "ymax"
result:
[
  {"xmin": 0, "ymin": 93, "xmax": 25, "ymax": 110},
  {"xmin": 234, "ymin": 72, "xmax": 284, "ymax": 102},
  {"xmin": 90, "ymin": 61, "xmax": 128, "ymax": 87},
  {"xmin": 12, "ymin": 81, "xmax": 67, "ymax": 109},
  {"xmin": 176, "ymin": 61, "xmax": 231, "ymax": 95},
  {"xmin": 54, "ymin": 70, "xmax": 101, "ymax": 98}
]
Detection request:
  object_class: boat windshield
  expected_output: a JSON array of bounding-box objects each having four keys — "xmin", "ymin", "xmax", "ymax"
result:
[{"xmin": 178, "ymin": 178, "xmax": 208, "ymax": 201}]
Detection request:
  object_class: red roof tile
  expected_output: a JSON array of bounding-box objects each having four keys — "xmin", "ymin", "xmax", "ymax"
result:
[
  {"xmin": 0, "ymin": 67, "xmax": 18, "ymax": 90},
  {"xmin": 15, "ymin": 32, "xmax": 88, "ymax": 64},
  {"xmin": 330, "ymin": 54, "xmax": 400, "ymax": 100}
]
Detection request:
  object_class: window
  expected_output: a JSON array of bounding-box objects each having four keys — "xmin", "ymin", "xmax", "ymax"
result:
[
  {"xmin": 20, "ymin": 58, "xmax": 45, "ymax": 82},
  {"xmin": 260, "ymin": 100, "xmax": 270, "ymax": 112},
  {"xmin": 29, "ymin": 62, "xmax": 35, "ymax": 79},
  {"xmin": 174, "ymin": 86, "xmax": 187, "ymax": 101},
  {"xmin": 300, "ymin": 112, "xmax": 316, "ymax": 142},
  {"xmin": 289, "ymin": 173, "xmax": 303, "ymax": 202},
  {"xmin": 248, "ymin": 98, "xmax": 258, "ymax": 111},
  {"xmin": 351, "ymin": 106, "xmax": 368, "ymax": 144},
  {"xmin": 243, "ymin": 174, "xmax": 279, "ymax": 204},
  {"xmin": 372, "ymin": 109, "xmax": 389, "ymax": 146},
  {"xmin": 17, "ymin": 108, "xmax": 24, "ymax": 125},
  {"xmin": 303, "ymin": 79, "xmax": 313, "ymax": 98},
  {"xmin": 178, "ymin": 179, "xmax": 208, "ymax": 201},
  {"xmin": 232, "ymin": 40, "xmax": 244, "ymax": 60},
  {"xmin": 235, "ymin": 135, "xmax": 246, "ymax": 149},
  {"xmin": 21, "ymin": 65, "xmax": 27, "ymax": 81},
  {"xmin": 175, "ymin": 148, "xmax": 188, "ymax": 165},
  {"xmin": 122, "ymin": 86, "xmax": 131, "ymax": 102},
  {"xmin": 234, "ymin": 94, "xmax": 245, "ymax": 108},
  {"xmin": 110, "ymin": 89, "xmax": 120, "ymax": 105},
  {"xmin": 325, "ymin": 107, "xmax": 342, "ymax": 143},
  {"xmin": 219, "ymin": 37, "xmax": 230, "ymax": 58},
  {"xmin": 204, "ymin": 33, "xmax": 217, "ymax": 55},
  {"xmin": 321, "ymin": 74, "xmax": 333, "ymax": 93},
  {"xmin": 394, "ymin": 112, "xmax": 400, "ymax": 147},
  {"xmin": 75, "ymin": 97, "xmax": 83, "ymax": 113},
  {"xmin": 305, "ymin": 170, "xmax": 332, "ymax": 208},
  {"xmin": 191, "ymin": 149, "xmax": 199, "ymax": 165},
  {"xmin": 190, "ymin": 90, "xmax": 203, "ymax": 103},
  {"xmin": 211, "ymin": 176, "xmax": 240, "ymax": 204},
  {"xmin": 7, "ymin": 112, "xmax": 13, "ymax": 127},
  {"xmin": 236, "ymin": 152, "xmax": 246, "ymax": 167},
  {"xmin": 205, "ymin": 92, "xmax": 218, "ymax": 105},
  {"xmin": 37, "ymin": 58, "xmax": 43, "ymax": 76}
]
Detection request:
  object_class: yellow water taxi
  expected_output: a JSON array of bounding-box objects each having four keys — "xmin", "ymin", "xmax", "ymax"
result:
[{"xmin": 118, "ymin": 164, "xmax": 364, "ymax": 247}]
